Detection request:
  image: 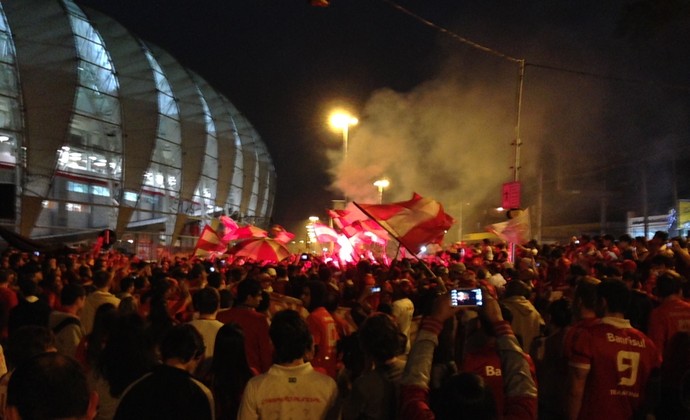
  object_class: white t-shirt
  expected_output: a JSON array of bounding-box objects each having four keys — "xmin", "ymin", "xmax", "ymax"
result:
[
  {"xmin": 392, "ymin": 298, "xmax": 415, "ymax": 353},
  {"xmin": 187, "ymin": 318, "xmax": 224, "ymax": 358},
  {"xmin": 238, "ymin": 362, "xmax": 337, "ymax": 420}
]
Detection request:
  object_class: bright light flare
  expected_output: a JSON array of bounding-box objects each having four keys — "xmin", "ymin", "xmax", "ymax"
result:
[
  {"xmin": 329, "ymin": 111, "xmax": 358, "ymax": 131},
  {"xmin": 373, "ymin": 179, "xmax": 390, "ymax": 189}
]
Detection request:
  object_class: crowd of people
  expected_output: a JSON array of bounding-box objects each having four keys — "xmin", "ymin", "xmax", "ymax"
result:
[{"xmin": 0, "ymin": 229, "xmax": 689, "ymax": 419}]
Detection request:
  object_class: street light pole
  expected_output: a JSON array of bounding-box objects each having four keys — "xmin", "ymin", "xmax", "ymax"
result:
[
  {"xmin": 329, "ymin": 110, "xmax": 358, "ymax": 204},
  {"xmin": 373, "ymin": 179, "xmax": 389, "ymax": 204}
]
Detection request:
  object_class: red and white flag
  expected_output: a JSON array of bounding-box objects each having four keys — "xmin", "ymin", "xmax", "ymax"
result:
[
  {"xmin": 270, "ymin": 225, "xmax": 295, "ymax": 244},
  {"xmin": 327, "ymin": 208, "xmax": 362, "ymax": 230},
  {"xmin": 217, "ymin": 215, "xmax": 239, "ymax": 242},
  {"xmin": 354, "ymin": 193, "xmax": 455, "ymax": 254},
  {"xmin": 230, "ymin": 224, "xmax": 268, "ymax": 241},
  {"xmin": 313, "ymin": 223, "xmax": 339, "ymax": 243},
  {"xmin": 193, "ymin": 224, "xmax": 227, "ymax": 256},
  {"xmin": 485, "ymin": 208, "xmax": 531, "ymax": 244}
]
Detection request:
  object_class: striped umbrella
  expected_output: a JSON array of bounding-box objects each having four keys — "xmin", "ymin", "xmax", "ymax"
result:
[{"xmin": 229, "ymin": 237, "xmax": 291, "ymax": 262}]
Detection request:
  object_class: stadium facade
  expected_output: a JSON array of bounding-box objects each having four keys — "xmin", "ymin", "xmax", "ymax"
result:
[{"xmin": 0, "ymin": 0, "xmax": 276, "ymax": 255}]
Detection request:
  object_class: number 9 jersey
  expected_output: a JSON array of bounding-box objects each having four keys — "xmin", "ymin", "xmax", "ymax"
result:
[{"xmin": 569, "ymin": 317, "xmax": 661, "ymax": 420}]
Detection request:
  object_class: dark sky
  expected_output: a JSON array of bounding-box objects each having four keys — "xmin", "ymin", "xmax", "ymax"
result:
[{"xmin": 75, "ymin": 0, "xmax": 690, "ymax": 238}]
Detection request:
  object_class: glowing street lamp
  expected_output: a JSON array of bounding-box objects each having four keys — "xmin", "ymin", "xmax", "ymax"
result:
[
  {"xmin": 329, "ymin": 110, "xmax": 358, "ymax": 203},
  {"xmin": 373, "ymin": 179, "xmax": 390, "ymax": 204},
  {"xmin": 329, "ymin": 111, "xmax": 358, "ymax": 157}
]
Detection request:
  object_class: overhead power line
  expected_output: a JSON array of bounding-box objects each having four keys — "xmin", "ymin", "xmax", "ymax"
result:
[
  {"xmin": 381, "ymin": 0, "xmax": 690, "ymax": 93},
  {"xmin": 379, "ymin": 0, "xmax": 522, "ymax": 64}
]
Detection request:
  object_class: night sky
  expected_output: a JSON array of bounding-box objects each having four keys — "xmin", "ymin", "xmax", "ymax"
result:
[{"xmin": 75, "ymin": 0, "xmax": 690, "ymax": 238}]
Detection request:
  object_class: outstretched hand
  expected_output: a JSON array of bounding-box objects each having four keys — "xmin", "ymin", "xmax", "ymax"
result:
[{"xmin": 430, "ymin": 293, "xmax": 462, "ymax": 322}]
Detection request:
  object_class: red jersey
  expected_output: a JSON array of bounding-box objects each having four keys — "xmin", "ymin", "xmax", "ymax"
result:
[
  {"xmin": 462, "ymin": 338, "xmax": 538, "ymax": 415},
  {"xmin": 647, "ymin": 297, "xmax": 690, "ymax": 357},
  {"xmin": 462, "ymin": 341, "xmax": 506, "ymax": 412},
  {"xmin": 306, "ymin": 306, "xmax": 340, "ymax": 378},
  {"xmin": 563, "ymin": 317, "xmax": 599, "ymax": 360},
  {"xmin": 217, "ymin": 307, "xmax": 273, "ymax": 373},
  {"xmin": 569, "ymin": 317, "xmax": 660, "ymax": 420}
]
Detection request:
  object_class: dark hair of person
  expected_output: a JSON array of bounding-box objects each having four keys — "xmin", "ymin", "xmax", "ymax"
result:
[
  {"xmin": 287, "ymin": 274, "xmax": 308, "ymax": 300},
  {"xmin": 84, "ymin": 303, "xmax": 118, "ymax": 368},
  {"xmin": 7, "ymin": 352, "xmax": 91, "ymax": 420},
  {"xmin": 119, "ymin": 276, "xmax": 136, "ymax": 293},
  {"xmin": 0, "ymin": 269, "xmax": 12, "ymax": 285},
  {"xmin": 622, "ymin": 271, "xmax": 641, "ymax": 289},
  {"xmin": 349, "ymin": 302, "xmax": 369, "ymax": 328},
  {"xmin": 6, "ymin": 325, "xmax": 56, "ymax": 369},
  {"xmin": 653, "ymin": 231, "xmax": 670, "ymax": 242},
  {"xmin": 569, "ymin": 264, "xmax": 588, "ymax": 278},
  {"xmin": 548, "ymin": 298, "xmax": 572, "ymax": 328},
  {"xmin": 324, "ymin": 290, "xmax": 340, "ymax": 313},
  {"xmin": 597, "ymin": 279, "xmax": 631, "ymax": 315},
  {"xmin": 97, "ymin": 313, "xmax": 156, "ymax": 398},
  {"xmin": 39, "ymin": 269, "xmax": 61, "ymax": 294},
  {"xmin": 60, "ymin": 283, "xmax": 85, "ymax": 307},
  {"xmin": 160, "ymin": 324, "xmax": 205, "ymax": 363},
  {"xmin": 211, "ymin": 323, "xmax": 254, "ymax": 420},
  {"xmin": 218, "ymin": 289, "xmax": 233, "ymax": 309},
  {"xmin": 655, "ymin": 271, "xmax": 684, "ymax": 298},
  {"xmin": 270, "ymin": 309, "xmax": 312, "ymax": 364},
  {"xmin": 227, "ymin": 267, "xmax": 244, "ymax": 283},
  {"xmin": 378, "ymin": 302, "xmax": 393, "ymax": 316},
  {"xmin": 188, "ymin": 263, "xmax": 205, "ymax": 280},
  {"xmin": 504, "ymin": 280, "xmax": 531, "ymax": 299},
  {"xmin": 17, "ymin": 277, "xmax": 38, "ymax": 298},
  {"xmin": 574, "ymin": 277, "xmax": 599, "ymax": 311},
  {"xmin": 92, "ymin": 270, "xmax": 112, "ymax": 289},
  {"xmin": 146, "ymin": 281, "xmax": 176, "ymax": 348},
  {"xmin": 359, "ymin": 313, "xmax": 404, "ymax": 364},
  {"xmin": 432, "ymin": 372, "xmax": 498, "ymax": 420},
  {"xmin": 236, "ymin": 279, "xmax": 262, "ymax": 304},
  {"xmin": 650, "ymin": 254, "xmax": 675, "ymax": 269},
  {"xmin": 207, "ymin": 271, "xmax": 223, "ymax": 289},
  {"xmin": 305, "ymin": 280, "xmax": 327, "ymax": 312},
  {"xmin": 318, "ymin": 266, "xmax": 332, "ymax": 283},
  {"xmin": 193, "ymin": 287, "xmax": 220, "ymax": 315},
  {"xmin": 256, "ymin": 290, "xmax": 271, "ymax": 314}
]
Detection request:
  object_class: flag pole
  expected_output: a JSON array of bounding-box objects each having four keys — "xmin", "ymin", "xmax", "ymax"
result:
[{"xmin": 352, "ymin": 202, "xmax": 446, "ymax": 293}]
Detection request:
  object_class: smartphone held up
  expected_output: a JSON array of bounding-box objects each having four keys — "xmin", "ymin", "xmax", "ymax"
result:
[{"xmin": 450, "ymin": 288, "xmax": 483, "ymax": 307}]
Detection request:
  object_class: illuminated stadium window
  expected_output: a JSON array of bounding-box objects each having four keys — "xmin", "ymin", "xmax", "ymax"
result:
[
  {"xmin": 66, "ymin": 203, "xmax": 89, "ymax": 212},
  {"xmin": 91, "ymin": 185, "xmax": 110, "ymax": 197},
  {"xmin": 67, "ymin": 181, "xmax": 88, "ymax": 194}
]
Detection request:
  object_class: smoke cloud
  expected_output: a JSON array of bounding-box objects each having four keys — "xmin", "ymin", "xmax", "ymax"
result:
[{"xmin": 326, "ymin": 55, "xmax": 607, "ymax": 240}]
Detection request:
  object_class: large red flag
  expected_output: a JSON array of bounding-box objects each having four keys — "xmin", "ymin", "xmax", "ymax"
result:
[{"xmin": 354, "ymin": 193, "xmax": 455, "ymax": 254}]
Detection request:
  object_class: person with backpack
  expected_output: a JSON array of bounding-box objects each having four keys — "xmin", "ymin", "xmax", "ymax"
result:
[{"xmin": 48, "ymin": 283, "xmax": 86, "ymax": 357}]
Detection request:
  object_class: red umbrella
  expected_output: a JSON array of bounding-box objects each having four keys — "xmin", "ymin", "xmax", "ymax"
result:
[{"xmin": 229, "ymin": 237, "xmax": 291, "ymax": 262}]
